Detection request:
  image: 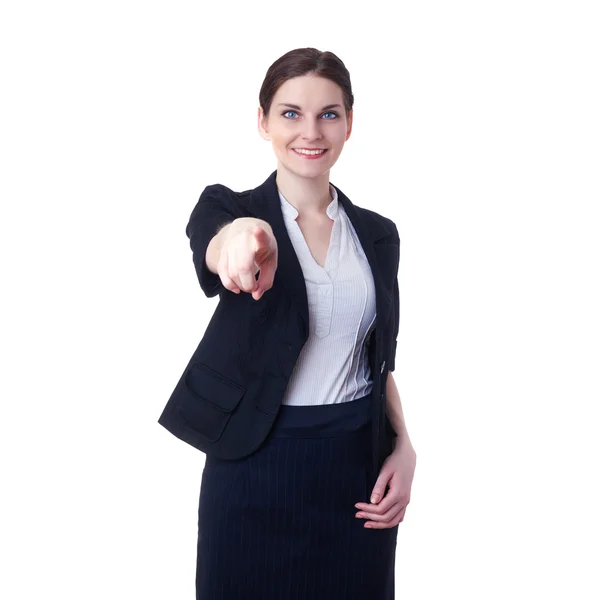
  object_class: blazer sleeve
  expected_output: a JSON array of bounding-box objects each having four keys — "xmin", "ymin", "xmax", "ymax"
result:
[
  {"xmin": 186, "ymin": 184, "xmax": 237, "ymax": 298},
  {"xmin": 389, "ymin": 224, "xmax": 400, "ymax": 372}
]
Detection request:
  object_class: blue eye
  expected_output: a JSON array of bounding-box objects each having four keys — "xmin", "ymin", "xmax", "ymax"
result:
[{"xmin": 281, "ymin": 110, "xmax": 339, "ymax": 120}]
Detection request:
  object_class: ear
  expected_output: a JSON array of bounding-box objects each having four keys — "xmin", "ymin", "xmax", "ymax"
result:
[
  {"xmin": 257, "ymin": 107, "xmax": 271, "ymax": 141},
  {"xmin": 345, "ymin": 109, "xmax": 353, "ymax": 141}
]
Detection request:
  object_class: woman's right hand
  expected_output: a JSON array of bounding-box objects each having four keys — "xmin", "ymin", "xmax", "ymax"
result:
[{"xmin": 218, "ymin": 218, "xmax": 278, "ymax": 300}]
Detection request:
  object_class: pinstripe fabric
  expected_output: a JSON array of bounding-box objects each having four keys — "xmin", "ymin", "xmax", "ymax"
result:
[
  {"xmin": 278, "ymin": 185, "xmax": 377, "ymax": 406},
  {"xmin": 196, "ymin": 393, "xmax": 398, "ymax": 599}
]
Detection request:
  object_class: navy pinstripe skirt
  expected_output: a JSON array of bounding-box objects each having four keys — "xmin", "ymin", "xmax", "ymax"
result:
[{"xmin": 196, "ymin": 392, "xmax": 398, "ymax": 599}]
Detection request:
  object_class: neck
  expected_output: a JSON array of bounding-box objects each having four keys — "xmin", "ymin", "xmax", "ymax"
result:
[{"xmin": 275, "ymin": 164, "xmax": 332, "ymax": 218}]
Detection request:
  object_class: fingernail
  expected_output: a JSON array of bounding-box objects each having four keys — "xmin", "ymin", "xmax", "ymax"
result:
[{"xmin": 371, "ymin": 494, "xmax": 379, "ymax": 503}]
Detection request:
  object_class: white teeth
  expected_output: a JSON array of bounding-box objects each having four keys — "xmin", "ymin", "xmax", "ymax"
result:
[{"xmin": 294, "ymin": 148, "xmax": 326, "ymax": 155}]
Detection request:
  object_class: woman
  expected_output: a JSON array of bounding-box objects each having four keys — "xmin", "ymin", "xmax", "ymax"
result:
[{"xmin": 159, "ymin": 47, "xmax": 417, "ymax": 599}]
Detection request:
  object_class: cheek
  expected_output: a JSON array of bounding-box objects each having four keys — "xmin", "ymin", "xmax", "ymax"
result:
[
  {"xmin": 270, "ymin": 130, "xmax": 292, "ymax": 146},
  {"xmin": 276, "ymin": 139, "xmax": 296, "ymax": 153},
  {"xmin": 331, "ymin": 127, "xmax": 348, "ymax": 144},
  {"xmin": 273, "ymin": 138, "xmax": 290, "ymax": 152}
]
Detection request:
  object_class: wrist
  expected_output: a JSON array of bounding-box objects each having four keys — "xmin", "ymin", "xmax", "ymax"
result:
[{"xmin": 393, "ymin": 435, "xmax": 416, "ymax": 460}]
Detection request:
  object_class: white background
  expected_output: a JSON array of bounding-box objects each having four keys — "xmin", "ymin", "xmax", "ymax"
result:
[{"xmin": 1, "ymin": 1, "xmax": 599, "ymax": 598}]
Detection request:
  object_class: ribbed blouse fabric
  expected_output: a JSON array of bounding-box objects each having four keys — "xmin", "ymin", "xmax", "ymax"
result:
[{"xmin": 278, "ymin": 183, "xmax": 376, "ymax": 406}]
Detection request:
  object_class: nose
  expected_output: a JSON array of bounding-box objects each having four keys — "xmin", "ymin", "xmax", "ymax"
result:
[{"xmin": 301, "ymin": 118, "xmax": 323, "ymax": 142}]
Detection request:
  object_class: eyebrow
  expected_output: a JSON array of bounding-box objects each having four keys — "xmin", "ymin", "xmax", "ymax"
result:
[{"xmin": 277, "ymin": 103, "xmax": 343, "ymax": 111}]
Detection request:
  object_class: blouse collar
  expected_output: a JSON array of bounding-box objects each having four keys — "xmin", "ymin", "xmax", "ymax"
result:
[{"xmin": 278, "ymin": 184, "xmax": 339, "ymax": 221}]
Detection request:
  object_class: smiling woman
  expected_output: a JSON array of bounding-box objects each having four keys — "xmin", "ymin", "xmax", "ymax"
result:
[
  {"xmin": 158, "ymin": 46, "xmax": 415, "ymax": 600},
  {"xmin": 256, "ymin": 56, "xmax": 353, "ymax": 191}
]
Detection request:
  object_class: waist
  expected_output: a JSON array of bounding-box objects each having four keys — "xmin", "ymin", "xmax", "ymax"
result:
[{"xmin": 269, "ymin": 392, "xmax": 373, "ymax": 439}]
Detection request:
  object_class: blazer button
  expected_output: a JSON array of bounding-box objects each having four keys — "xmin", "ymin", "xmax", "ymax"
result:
[{"xmin": 380, "ymin": 360, "xmax": 386, "ymax": 374}]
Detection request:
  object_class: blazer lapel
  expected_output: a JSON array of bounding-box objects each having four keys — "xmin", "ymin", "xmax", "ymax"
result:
[
  {"xmin": 247, "ymin": 171, "xmax": 310, "ymax": 332},
  {"xmin": 335, "ymin": 183, "xmax": 395, "ymax": 330},
  {"xmin": 246, "ymin": 170, "xmax": 393, "ymax": 339}
]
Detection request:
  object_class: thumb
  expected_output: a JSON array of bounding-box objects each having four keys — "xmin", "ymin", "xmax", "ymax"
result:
[
  {"xmin": 252, "ymin": 226, "xmax": 277, "ymax": 291},
  {"xmin": 252, "ymin": 225, "xmax": 271, "ymax": 251},
  {"xmin": 370, "ymin": 472, "xmax": 391, "ymax": 504}
]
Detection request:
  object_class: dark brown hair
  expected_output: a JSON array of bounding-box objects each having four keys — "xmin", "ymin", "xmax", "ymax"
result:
[{"xmin": 259, "ymin": 48, "xmax": 354, "ymax": 119}]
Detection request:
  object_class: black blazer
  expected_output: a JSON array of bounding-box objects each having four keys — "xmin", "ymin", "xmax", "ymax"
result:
[{"xmin": 158, "ymin": 170, "xmax": 400, "ymax": 476}]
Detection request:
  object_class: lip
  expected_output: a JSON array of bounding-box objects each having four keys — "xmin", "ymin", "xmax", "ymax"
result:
[{"xmin": 291, "ymin": 148, "xmax": 329, "ymax": 159}]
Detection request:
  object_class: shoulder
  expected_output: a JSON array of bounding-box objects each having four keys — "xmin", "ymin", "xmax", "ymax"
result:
[
  {"xmin": 333, "ymin": 181, "xmax": 399, "ymax": 243},
  {"xmin": 352, "ymin": 203, "xmax": 399, "ymax": 243},
  {"xmin": 186, "ymin": 181, "xmax": 253, "ymax": 238},
  {"xmin": 198, "ymin": 181, "xmax": 253, "ymax": 207},
  {"xmin": 189, "ymin": 181, "xmax": 255, "ymax": 224}
]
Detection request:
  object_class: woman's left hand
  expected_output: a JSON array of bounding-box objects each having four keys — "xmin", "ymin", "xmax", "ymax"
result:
[{"xmin": 354, "ymin": 444, "xmax": 417, "ymax": 529}]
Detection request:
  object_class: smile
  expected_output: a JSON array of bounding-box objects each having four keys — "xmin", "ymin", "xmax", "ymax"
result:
[{"xmin": 292, "ymin": 148, "xmax": 328, "ymax": 157}]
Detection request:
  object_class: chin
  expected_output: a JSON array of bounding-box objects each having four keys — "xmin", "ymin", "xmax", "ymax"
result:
[
  {"xmin": 290, "ymin": 157, "xmax": 332, "ymax": 172},
  {"xmin": 288, "ymin": 165, "xmax": 329, "ymax": 181}
]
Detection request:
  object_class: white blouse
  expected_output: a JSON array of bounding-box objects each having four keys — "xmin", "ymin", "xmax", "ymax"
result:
[{"xmin": 278, "ymin": 183, "xmax": 376, "ymax": 406}]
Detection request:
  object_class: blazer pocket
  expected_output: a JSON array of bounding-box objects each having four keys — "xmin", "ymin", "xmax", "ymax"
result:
[{"xmin": 176, "ymin": 362, "xmax": 246, "ymax": 443}]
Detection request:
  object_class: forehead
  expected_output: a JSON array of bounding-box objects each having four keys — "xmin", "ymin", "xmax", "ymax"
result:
[{"xmin": 273, "ymin": 74, "xmax": 344, "ymax": 108}]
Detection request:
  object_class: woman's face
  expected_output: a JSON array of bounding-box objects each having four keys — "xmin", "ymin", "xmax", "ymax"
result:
[{"xmin": 258, "ymin": 73, "xmax": 353, "ymax": 179}]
